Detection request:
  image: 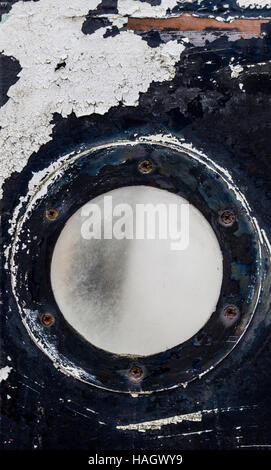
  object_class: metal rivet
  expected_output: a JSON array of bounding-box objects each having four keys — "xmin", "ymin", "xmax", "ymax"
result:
[
  {"xmin": 138, "ymin": 159, "xmax": 153, "ymax": 174},
  {"xmin": 128, "ymin": 365, "xmax": 144, "ymax": 383},
  {"xmin": 46, "ymin": 208, "xmax": 58, "ymax": 220},
  {"xmin": 41, "ymin": 313, "xmax": 55, "ymax": 327},
  {"xmin": 223, "ymin": 305, "xmax": 238, "ymax": 320},
  {"xmin": 219, "ymin": 210, "xmax": 235, "ymax": 227}
]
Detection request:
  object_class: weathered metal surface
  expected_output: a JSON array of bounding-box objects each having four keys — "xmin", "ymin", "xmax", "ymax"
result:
[
  {"xmin": 1, "ymin": 0, "xmax": 271, "ymax": 451},
  {"xmin": 8, "ymin": 142, "xmax": 263, "ymax": 393}
]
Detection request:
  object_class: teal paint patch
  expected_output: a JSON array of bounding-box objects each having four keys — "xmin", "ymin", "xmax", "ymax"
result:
[{"xmin": 1, "ymin": 13, "xmax": 9, "ymax": 24}]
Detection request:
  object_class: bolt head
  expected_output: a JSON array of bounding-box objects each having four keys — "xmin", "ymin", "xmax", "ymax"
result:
[
  {"xmin": 138, "ymin": 159, "xmax": 153, "ymax": 174},
  {"xmin": 41, "ymin": 313, "xmax": 55, "ymax": 327},
  {"xmin": 219, "ymin": 210, "xmax": 235, "ymax": 227},
  {"xmin": 128, "ymin": 365, "xmax": 144, "ymax": 383},
  {"xmin": 46, "ymin": 208, "xmax": 58, "ymax": 220},
  {"xmin": 223, "ymin": 305, "xmax": 238, "ymax": 320}
]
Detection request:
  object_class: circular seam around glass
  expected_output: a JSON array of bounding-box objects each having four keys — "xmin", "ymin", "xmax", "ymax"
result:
[{"xmin": 51, "ymin": 186, "xmax": 223, "ymax": 356}]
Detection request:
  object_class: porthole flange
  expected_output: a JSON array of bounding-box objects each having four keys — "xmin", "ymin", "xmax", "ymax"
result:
[{"xmin": 10, "ymin": 141, "xmax": 263, "ymax": 393}]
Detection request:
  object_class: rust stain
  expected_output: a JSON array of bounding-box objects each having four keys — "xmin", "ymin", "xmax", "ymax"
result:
[{"xmin": 127, "ymin": 13, "xmax": 270, "ymax": 36}]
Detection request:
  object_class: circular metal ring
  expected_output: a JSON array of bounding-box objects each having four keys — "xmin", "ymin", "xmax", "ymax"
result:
[{"xmin": 10, "ymin": 141, "xmax": 263, "ymax": 393}]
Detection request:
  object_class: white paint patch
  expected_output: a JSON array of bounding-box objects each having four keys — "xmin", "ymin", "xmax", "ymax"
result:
[
  {"xmin": 0, "ymin": 0, "xmax": 186, "ymax": 196},
  {"xmin": 230, "ymin": 64, "xmax": 243, "ymax": 78},
  {"xmin": 116, "ymin": 411, "xmax": 202, "ymax": 431},
  {"xmin": 262, "ymin": 228, "xmax": 271, "ymax": 260},
  {"xmin": 237, "ymin": 0, "xmax": 271, "ymax": 8},
  {"xmin": 0, "ymin": 365, "xmax": 12, "ymax": 383},
  {"xmin": 238, "ymin": 444, "xmax": 271, "ymax": 448},
  {"xmin": 118, "ymin": 0, "xmax": 194, "ymax": 18},
  {"xmin": 117, "ymin": 404, "xmax": 259, "ymax": 432}
]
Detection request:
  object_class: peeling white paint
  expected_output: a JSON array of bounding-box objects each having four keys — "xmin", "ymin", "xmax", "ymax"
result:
[
  {"xmin": 262, "ymin": 228, "xmax": 271, "ymax": 260},
  {"xmin": 237, "ymin": 0, "xmax": 271, "ymax": 8},
  {"xmin": 0, "ymin": 0, "xmax": 268, "ymax": 197},
  {"xmin": 1, "ymin": 0, "xmax": 269, "ymax": 393},
  {"xmin": 247, "ymin": 61, "xmax": 271, "ymax": 67},
  {"xmin": 86, "ymin": 407, "xmax": 98, "ymax": 414},
  {"xmin": 180, "ymin": 429, "xmax": 213, "ymax": 436},
  {"xmin": 0, "ymin": 365, "xmax": 12, "ymax": 383},
  {"xmin": 238, "ymin": 444, "xmax": 271, "ymax": 447},
  {"xmin": 118, "ymin": 0, "xmax": 192, "ymax": 18},
  {"xmin": 0, "ymin": 0, "xmax": 186, "ymax": 197},
  {"xmin": 116, "ymin": 411, "xmax": 202, "ymax": 431},
  {"xmin": 155, "ymin": 428, "xmax": 213, "ymax": 439},
  {"xmin": 117, "ymin": 404, "xmax": 258, "ymax": 432},
  {"xmin": 230, "ymin": 64, "xmax": 244, "ymax": 78}
]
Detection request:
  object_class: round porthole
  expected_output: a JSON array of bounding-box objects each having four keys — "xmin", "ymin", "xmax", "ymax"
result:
[
  {"xmin": 10, "ymin": 141, "xmax": 263, "ymax": 393},
  {"xmin": 50, "ymin": 186, "xmax": 223, "ymax": 357}
]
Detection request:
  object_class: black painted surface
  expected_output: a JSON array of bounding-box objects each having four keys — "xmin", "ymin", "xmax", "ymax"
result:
[
  {"xmin": 141, "ymin": 0, "xmax": 162, "ymax": 6},
  {"xmin": 1, "ymin": 21, "xmax": 271, "ymax": 451},
  {"xmin": 85, "ymin": 0, "xmax": 118, "ymax": 17},
  {"xmin": 82, "ymin": 16, "xmax": 112, "ymax": 35},
  {"xmin": 0, "ymin": 54, "xmax": 21, "ymax": 108}
]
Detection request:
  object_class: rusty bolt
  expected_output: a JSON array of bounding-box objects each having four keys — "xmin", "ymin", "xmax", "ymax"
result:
[
  {"xmin": 219, "ymin": 210, "xmax": 235, "ymax": 227},
  {"xmin": 223, "ymin": 305, "xmax": 238, "ymax": 320},
  {"xmin": 41, "ymin": 313, "xmax": 55, "ymax": 327},
  {"xmin": 128, "ymin": 365, "xmax": 144, "ymax": 382},
  {"xmin": 46, "ymin": 208, "xmax": 58, "ymax": 220},
  {"xmin": 138, "ymin": 159, "xmax": 153, "ymax": 174}
]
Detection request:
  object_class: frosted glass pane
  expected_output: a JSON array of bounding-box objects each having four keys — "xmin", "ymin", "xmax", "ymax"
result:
[{"xmin": 51, "ymin": 186, "xmax": 223, "ymax": 356}]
